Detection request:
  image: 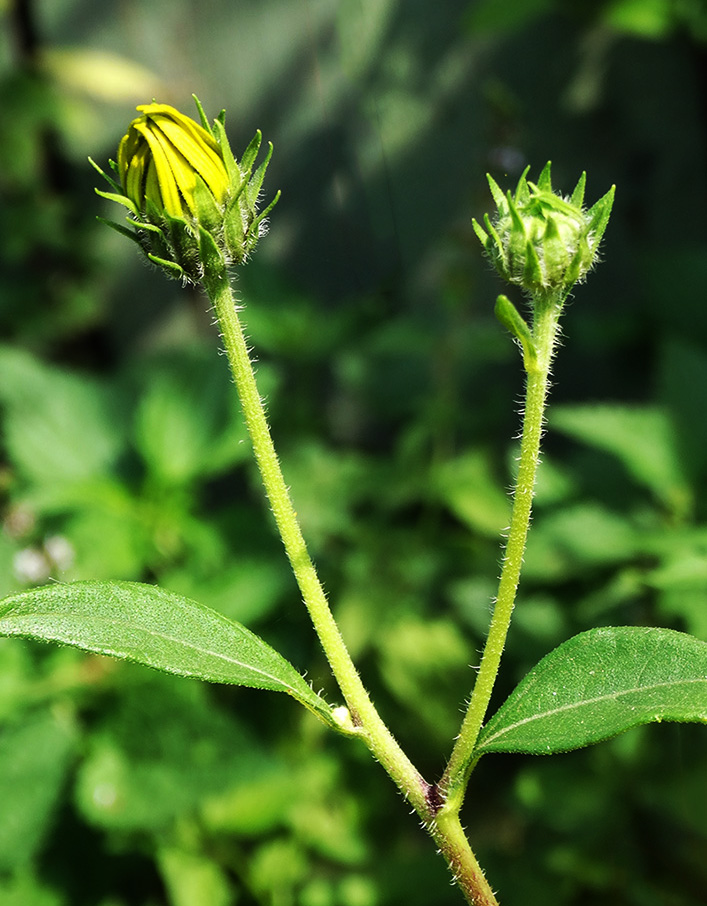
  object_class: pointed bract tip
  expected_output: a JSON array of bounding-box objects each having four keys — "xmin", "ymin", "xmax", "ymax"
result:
[{"xmin": 537, "ymin": 162, "xmax": 553, "ymax": 192}]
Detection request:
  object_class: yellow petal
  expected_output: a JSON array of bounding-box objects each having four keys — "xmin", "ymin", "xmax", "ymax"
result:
[
  {"xmin": 144, "ymin": 157, "xmax": 162, "ymax": 212},
  {"xmin": 153, "ymin": 133, "xmax": 200, "ymax": 216},
  {"xmin": 154, "ymin": 114, "xmax": 228, "ymax": 200},
  {"xmin": 124, "ymin": 145, "xmax": 147, "ymax": 210},
  {"xmin": 133, "ymin": 120, "xmax": 183, "ymax": 218},
  {"xmin": 138, "ymin": 104, "xmax": 228, "ymax": 202},
  {"xmin": 117, "ymin": 127, "xmax": 143, "ymax": 191}
]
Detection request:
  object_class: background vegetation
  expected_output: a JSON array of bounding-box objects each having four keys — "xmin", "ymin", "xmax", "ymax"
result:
[{"xmin": 1, "ymin": 1, "xmax": 707, "ymax": 904}]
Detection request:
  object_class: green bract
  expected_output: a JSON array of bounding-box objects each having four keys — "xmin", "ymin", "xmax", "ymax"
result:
[
  {"xmin": 473, "ymin": 163, "xmax": 614, "ymax": 300},
  {"xmin": 90, "ymin": 96, "xmax": 280, "ymax": 282}
]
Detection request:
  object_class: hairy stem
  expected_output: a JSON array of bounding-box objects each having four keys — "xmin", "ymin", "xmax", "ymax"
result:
[
  {"xmin": 431, "ymin": 811, "xmax": 499, "ymax": 906},
  {"xmin": 204, "ymin": 269, "xmax": 424, "ymax": 795},
  {"xmin": 204, "ymin": 266, "xmax": 512, "ymax": 904},
  {"xmin": 442, "ymin": 296, "xmax": 563, "ymax": 810}
]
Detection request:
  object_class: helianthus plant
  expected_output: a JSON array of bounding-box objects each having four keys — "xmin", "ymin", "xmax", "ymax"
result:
[{"xmin": 2, "ymin": 97, "xmax": 707, "ymax": 906}]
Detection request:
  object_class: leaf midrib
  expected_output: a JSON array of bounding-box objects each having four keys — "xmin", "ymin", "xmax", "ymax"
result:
[
  {"xmin": 480, "ymin": 674, "xmax": 707, "ymax": 749},
  {"xmin": 0, "ymin": 609, "xmax": 308, "ymax": 698}
]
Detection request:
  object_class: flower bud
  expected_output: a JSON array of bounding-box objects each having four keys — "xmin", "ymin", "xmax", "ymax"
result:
[
  {"xmin": 473, "ymin": 163, "xmax": 614, "ymax": 301},
  {"xmin": 118, "ymin": 103, "xmax": 230, "ymax": 220},
  {"xmin": 91, "ymin": 97, "xmax": 279, "ymax": 283}
]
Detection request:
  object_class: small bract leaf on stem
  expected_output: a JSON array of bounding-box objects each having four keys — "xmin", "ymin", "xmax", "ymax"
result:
[{"xmin": 90, "ymin": 96, "xmax": 280, "ymax": 283}]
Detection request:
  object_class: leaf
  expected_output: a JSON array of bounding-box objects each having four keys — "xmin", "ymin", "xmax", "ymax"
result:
[
  {"xmin": 475, "ymin": 626, "xmax": 707, "ymax": 756},
  {"xmin": 163, "ymin": 557, "xmax": 291, "ymax": 625},
  {"xmin": 74, "ymin": 676, "xmax": 277, "ymax": 833},
  {"xmin": 158, "ymin": 846, "xmax": 233, "ymax": 906},
  {"xmin": 604, "ymin": 0, "xmax": 673, "ymax": 39},
  {"xmin": 435, "ymin": 450, "xmax": 510, "ymax": 538},
  {"xmin": 42, "ymin": 48, "xmax": 163, "ymax": 102},
  {"xmin": 0, "ymin": 345, "xmax": 125, "ymax": 485},
  {"xmin": 0, "ymin": 711, "xmax": 76, "ymax": 871},
  {"xmin": 133, "ymin": 351, "xmax": 248, "ymax": 485},
  {"xmin": 0, "ymin": 581, "xmax": 335, "ymax": 729},
  {"xmin": 550, "ymin": 404, "xmax": 691, "ymax": 514},
  {"xmin": 522, "ymin": 502, "xmax": 638, "ymax": 582},
  {"xmin": 0, "ymin": 872, "xmax": 63, "ymax": 906}
]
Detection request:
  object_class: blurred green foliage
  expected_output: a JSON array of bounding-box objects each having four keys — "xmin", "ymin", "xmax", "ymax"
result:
[{"xmin": 1, "ymin": 0, "xmax": 707, "ymax": 904}]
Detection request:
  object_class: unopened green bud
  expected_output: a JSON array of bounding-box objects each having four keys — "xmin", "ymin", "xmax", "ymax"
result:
[
  {"xmin": 90, "ymin": 96, "xmax": 279, "ymax": 283},
  {"xmin": 473, "ymin": 163, "xmax": 614, "ymax": 301}
]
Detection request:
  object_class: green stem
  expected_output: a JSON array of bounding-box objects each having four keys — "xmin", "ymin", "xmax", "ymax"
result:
[
  {"xmin": 431, "ymin": 812, "xmax": 499, "ymax": 906},
  {"xmin": 442, "ymin": 297, "xmax": 563, "ymax": 809},
  {"xmin": 204, "ymin": 268, "xmax": 424, "ymax": 798},
  {"xmin": 203, "ymin": 265, "xmax": 508, "ymax": 905}
]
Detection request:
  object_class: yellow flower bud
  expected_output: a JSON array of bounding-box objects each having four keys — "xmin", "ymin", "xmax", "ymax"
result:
[
  {"xmin": 91, "ymin": 96, "xmax": 280, "ymax": 282},
  {"xmin": 118, "ymin": 103, "xmax": 230, "ymax": 220}
]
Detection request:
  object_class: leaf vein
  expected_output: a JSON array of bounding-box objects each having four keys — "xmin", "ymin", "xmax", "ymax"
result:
[
  {"xmin": 1, "ymin": 612, "xmax": 306, "ymax": 697},
  {"xmin": 480, "ymin": 675, "xmax": 707, "ymax": 748}
]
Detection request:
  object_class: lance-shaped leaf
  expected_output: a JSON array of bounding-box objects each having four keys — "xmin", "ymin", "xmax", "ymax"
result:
[
  {"xmin": 239, "ymin": 129, "xmax": 264, "ymax": 177},
  {"xmin": 0, "ymin": 581, "xmax": 338, "ymax": 729},
  {"xmin": 247, "ymin": 140, "xmax": 275, "ymax": 207},
  {"xmin": 514, "ymin": 166, "xmax": 531, "ymax": 205},
  {"xmin": 475, "ymin": 626, "xmax": 707, "ymax": 756},
  {"xmin": 494, "ymin": 294, "xmax": 537, "ymax": 371}
]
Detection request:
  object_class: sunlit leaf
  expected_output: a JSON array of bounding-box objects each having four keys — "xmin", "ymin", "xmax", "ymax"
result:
[
  {"xmin": 158, "ymin": 846, "xmax": 233, "ymax": 906},
  {"xmin": 476, "ymin": 626, "xmax": 707, "ymax": 756},
  {"xmin": 435, "ymin": 450, "xmax": 510, "ymax": 537},
  {"xmin": 0, "ymin": 581, "xmax": 335, "ymax": 728},
  {"xmin": 41, "ymin": 48, "xmax": 163, "ymax": 102},
  {"xmin": 133, "ymin": 352, "xmax": 248, "ymax": 485}
]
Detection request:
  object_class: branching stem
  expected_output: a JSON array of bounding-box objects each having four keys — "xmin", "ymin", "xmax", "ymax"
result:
[{"xmin": 203, "ymin": 267, "xmax": 563, "ymax": 906}]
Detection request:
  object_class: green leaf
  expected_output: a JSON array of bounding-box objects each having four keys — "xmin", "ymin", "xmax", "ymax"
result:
[
  {"xmin": 74, "ymin": 676, "xmax": 277, "ymax": 833},
  {"xmin": 0, "ymin": 871, "xmax": 63, "ymax": 906},
  {"xmin": 603, "ymin": 0, "xmax": 673, "ymax": 39},
  {"xmin": 163, "ymin": 557, "xmax": 290, "ymax": 625},
  {"xmin": 0, "ymin": 581, "xmax": 336, "ymax": 729},
  {"xmin": 475, "ymin": 626, "xmax": 707, "ymax": 756},
  {"xmin": 570, "ymin": 171, "xmax": 586, "ymax": 208},
  {"xmin": 238, "ymin": 130, "xmax": 263, "ymax": 178},
  {"xmin": 133, "ymin": 352, "xmax": 248, "ymax": 486},
  {"xmin": 158, "ymin": 846, "xmax": 233, "ymax": 906},
  {"xmin": 0, "ymin": 346, "xmax": 125, "ymax": 485},
  {"xmin": 550, "ymin": 403, "xmax": 691, "ymax": 514},
  {"xmin": 435, "ymin": 450, "xmax": 510, "ymax": 538},
  {"xmin": 0, "ymin": 711, "xmax": 76, "ymax": 870},
  {"xmin": 522, "ymin": 502, "xmax": 638, "ymax": 582}
]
